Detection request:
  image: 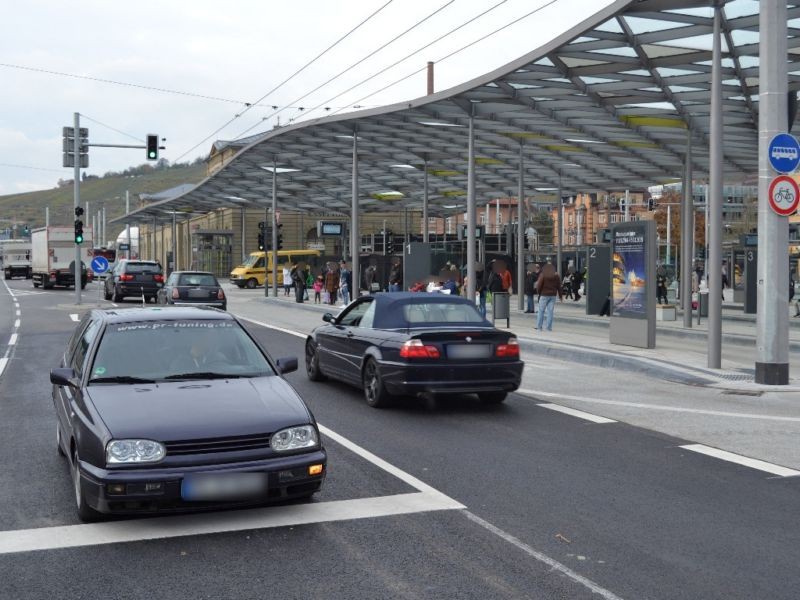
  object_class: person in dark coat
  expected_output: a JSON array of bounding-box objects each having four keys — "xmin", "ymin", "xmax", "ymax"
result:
[
  {"xmin": 324, "ymin": 264, "xmax": 339, "ymax": 305},
  {"xmin": 523, "ymin": 264, "xmax": 539, "ymax": 313},
  {"xmin": 571, "ymin": 267, "xmax": 584, "ymax": 302},
  {"xmin": 388, "ymin": 260, "xmax": 402, "ymax": 292},
  {"xmin": 290, "ymin": 264, "xmax": 305, "ymax": 303}
]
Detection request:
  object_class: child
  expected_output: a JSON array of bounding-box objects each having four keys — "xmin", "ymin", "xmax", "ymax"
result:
[{"xmin": 313, "ymin": 275, "xmax": 324, "ymax": 304}]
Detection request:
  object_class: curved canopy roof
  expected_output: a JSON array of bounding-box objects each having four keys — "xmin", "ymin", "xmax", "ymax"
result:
[{"xmin": 119, "ymin": 0, "xmax": 800, "ymax": 225}]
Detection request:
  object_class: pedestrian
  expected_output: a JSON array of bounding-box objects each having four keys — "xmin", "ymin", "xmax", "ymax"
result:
[
  {"xmin": 389, "ymin": 259, "xmax": 402, "ymax": 292},
  {"xmin": 364, "ymin": 263, "xmax": 378, "ymax": 294},
  {"xmin": 304, "ymin": 267, "xmax": 313, "ymax": 301},
  {"xmin": 535, "ymin": 263, "xmax": 562, "ymax": 331},
  {"xmin": 313, "ymin": 275, "xmax": 323, "ymax": 303},
  {"xmin": 324, "ymin": 263, "xmax": 339, "ymax": 305},
  {"xmin": 499, "ymin": 262, "xmax": 512, "ymax": 293},
  {"xmin": 722, "ymin": 262, "xmax": 729, "ymax": 289},
  {"xmin": 475, "ymin": 262, "xmax": 488, "ymax": 318},
  {"xmin": 571, "ymin": 267, "xmax": 584, "ymax": 302},
  {"xmin": 282, "ymin": 265, "xmax": 292, "ymax": 296},
  {"xmin": 562, "ymin": 268, "xmax": 575, "ymax": 300},
  {"xmin": 290, "ymin": 263, "xmax": 305, "ymax": 303},
  {"xmin": 523, "ymin": 264, "xmax": 538, "ymax": 313},
  {"xmin": 656, "ymin": 267, "xmax": 668, "ymax": 304},
  {"xmin": 791, "ymin": 270, "xmax": 798, "ymax": 317},
  {"xmin": 339, "ymin": 260, "xmax": 352, "ymax": 305}
]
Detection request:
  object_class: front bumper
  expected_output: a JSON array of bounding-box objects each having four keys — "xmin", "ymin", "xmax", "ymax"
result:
[
  {"xmin": 379, "ymin": 359, "xmax": 523, "ymax": 396},
  {"xmin": 77, "ymin": 449, "xmax": 327, "ymax": 515}
]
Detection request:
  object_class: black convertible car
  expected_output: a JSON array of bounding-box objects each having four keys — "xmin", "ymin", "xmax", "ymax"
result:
[
  {"xmin": 51, "ymin": 306, "xmax": 325, "ymax": 521},
  {"xmin": 305, "ymin": 292, "xmax": 523, "ymax": 407}
]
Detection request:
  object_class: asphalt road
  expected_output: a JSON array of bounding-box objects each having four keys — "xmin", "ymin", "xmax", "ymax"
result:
[{"xmin": 1, "ymin": 278, "xmax": 799, "ymax": 600}]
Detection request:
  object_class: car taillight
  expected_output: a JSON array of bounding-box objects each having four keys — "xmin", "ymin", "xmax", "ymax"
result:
[
  {"xmin": 399, "ymin": 339, "xmax": 440, "ymax": 359},
  {"xmin": 217, "ymin": 289, "xmax": 225, "ymax": 300},
  {"xmin": 119, "ymin": 274, "xmax": 134, "ymax": 281},
  {"xmin": 172, "ymin": 287, "xmax": 180, "ymax": 299},
  {"xmin": 154, "ymin": 274, "xmax": 164, "ymax": 283},
  {"xmin": 496, "ymin": 338, "xmax": 520, "ymax": 358}
]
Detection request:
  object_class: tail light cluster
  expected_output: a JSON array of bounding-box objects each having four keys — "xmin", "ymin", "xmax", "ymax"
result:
[
  {"xmin": 495, "ymin": 337, "xmax": 520, "ymax": 358},
  {"xmin": 118, "ymin": 274, "xmax": 134, "ymax": 281},
  {"xmin": 172, "ymin": 288, "xmax": 180, "ymax": 299},
  {"xmin": 153, "ymin": 274, "xmax": 164, "ymax": 283},
  {"xmin": 399, "ymin": 339, "xmax": 440, "ymax": 359},
  {"xmin": 217, "ymin": 289, "xmax": 225, "ymax": 300}
]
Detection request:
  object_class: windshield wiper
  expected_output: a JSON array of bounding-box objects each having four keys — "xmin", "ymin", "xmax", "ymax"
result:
[
  {"xmin": 164, "ymin": 372, "xmax": 244, "ymax": 380},
  {"xmin": 89, "ymin": 376, "xmax": 157, "ymax": 384}
]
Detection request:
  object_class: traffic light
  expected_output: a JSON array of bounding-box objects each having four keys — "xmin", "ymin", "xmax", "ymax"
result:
[
  {"xmin": 386, "ymin": 231, "xmax": 394, "ymax": 254},
  {"xmin": 146, "ymin": 134, "xmax": 159, "ymax": 161},
  {"xmin": 276, "ymin": 223, "xmax": 283, "ymax": 250},
  {"xmin": 257, "ymin": 232, "xmax": 265, "ymax": 251},
  {"xmin": 62, "ymin": 126, "xmax": 89, "ymax": 168},
  {"xmin": 74, "ymin": 207, "xmax": 84, "ymax": 244}
]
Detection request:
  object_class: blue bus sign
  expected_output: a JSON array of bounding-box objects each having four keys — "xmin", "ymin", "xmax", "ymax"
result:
[
  {"xmin": 768, "ymin": 133, "xmax": 800, "ymax": 174},
  {"xmin": 91, "ymin": 256, "xmax": 109, "ymax": 274}
]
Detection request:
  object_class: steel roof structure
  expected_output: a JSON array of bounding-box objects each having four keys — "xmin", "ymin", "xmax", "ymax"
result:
[{"xmin": 118, "ymin": 0, "xmax": 800, "ymax": 226}]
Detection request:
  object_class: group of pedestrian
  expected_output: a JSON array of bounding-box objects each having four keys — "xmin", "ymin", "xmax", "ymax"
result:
[{"xmin": 280, "ymin": 260, "xmax": 352, "ymax": 306}]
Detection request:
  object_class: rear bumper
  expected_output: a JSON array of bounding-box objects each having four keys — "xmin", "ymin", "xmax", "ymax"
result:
[
  {"xmin": 379, "ymin": 360, "xmax": 523, "ymax": 395},
  {"xmin": 167, "ymin": 300, "xmax": 227, "ymax": 310},
  {"xmin": 116, "ymin": 284, "xmax": 163, "ymax": 296},
  {"xmin": 77, "ymin": 449, "xmax": 327, "ymax": 515}
]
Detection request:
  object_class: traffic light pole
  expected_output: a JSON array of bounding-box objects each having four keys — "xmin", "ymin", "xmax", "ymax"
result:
[{"xmin": 74, "ymin": 112, "xmax": 82, "ymax": 305}]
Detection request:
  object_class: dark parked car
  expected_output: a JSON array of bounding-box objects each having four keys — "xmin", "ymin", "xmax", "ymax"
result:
[
  {"xmin": 305, "ymin": 292, "xmax": 523, "ymax": 407},
  {"xmin": 157, "ymin": 271, "xmax": 226, "ymax": 311},
  {"xmin": 104, "ymin": 260, "xmax": 164, "ymax": 303},
  {"xmin": 51, "ymin": 306, "xmax": 326, "ymax": 521}
]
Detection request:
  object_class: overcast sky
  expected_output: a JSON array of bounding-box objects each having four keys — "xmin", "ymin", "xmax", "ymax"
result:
[{"xmin": 0, "ymin": 0, "xmax": 617, "ymax": 196}]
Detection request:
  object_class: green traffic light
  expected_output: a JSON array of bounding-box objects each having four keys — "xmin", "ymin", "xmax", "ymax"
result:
[{"xmin": 75, "ymin": 235, "xmax": 83, "ymax": 244}]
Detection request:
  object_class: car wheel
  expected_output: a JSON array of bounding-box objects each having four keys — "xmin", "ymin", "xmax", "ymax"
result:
[
  {"xmin": 33, "ymin": 280, "xmax": 40, "ymax": 288},
  {"xmin": 305, "ymin": 340, "xmax": 326, "ymax": 382},
  {"xmin": 246, "ymin": 278, "xmax": 257, "ymax": 289},
  {"xmin": 71, "ymin": 449, "xmax": 102, "ymax": 522},
  {"xmin": 478, "ymin": 391, "xmax": 507, "ymax": 405},
  {"xmin": 362, "ymin": 358, "xmax": 391, "ymax": 408},
  {"xmin": 104, "ymin": 287, "xmax": 112, "ymax": 301},
  {"xmin": 112, "ymin": 288, "xmax": 122, "ymax": 303},
  {"xmin": 56, "ymin": 422, "xmax": 66, "ymax": 457}
]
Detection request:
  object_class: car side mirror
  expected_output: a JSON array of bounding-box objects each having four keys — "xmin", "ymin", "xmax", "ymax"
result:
[
  {"xmin": 275, "ymin": 357, "xmax": 298, "ymax": 375},
  {"xmin": 322, "ymin": 313, "xmax": 334, "ymax": 323},
  {"xmin": 50, "ymin": 367, "xmax": 78, "ymax": 387}
]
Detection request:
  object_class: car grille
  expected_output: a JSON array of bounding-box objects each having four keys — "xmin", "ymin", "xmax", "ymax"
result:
[{"xmin": 164, "ymin": 432, "xmax": 271, "ymax": 456}]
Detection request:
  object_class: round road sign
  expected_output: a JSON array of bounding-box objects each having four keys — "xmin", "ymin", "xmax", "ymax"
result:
[
  {"xmin": 768, "ymin": 133, "xmax": 800, "ymax": 174},
  {"xmin": 91, "ymin": 256, "xmax": 110, "ymax": 274},
  {"xmin": 768, "ymin": 175, "xmax": 800, "ymax": 216}
]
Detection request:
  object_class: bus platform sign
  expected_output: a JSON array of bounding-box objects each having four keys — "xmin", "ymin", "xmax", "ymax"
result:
[{"xmin": 768, "ymin": 133, "xmax": 800, "ymax": 174}]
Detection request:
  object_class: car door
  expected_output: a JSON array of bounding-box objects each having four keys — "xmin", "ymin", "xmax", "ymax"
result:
[
  {"xmin": 160, "ymin": 273, "xmax": 178, "ymax": 303},
  {"xmin": 325, "ymin": 299, "xmax": 374, "ymax": 385}
]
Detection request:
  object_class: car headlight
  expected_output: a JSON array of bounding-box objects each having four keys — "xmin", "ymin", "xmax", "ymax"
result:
[
  {"xmin": 271, "ymin": 425, "xmax": 318, "ymax": 452},
  {"xmin": 106, "ymin": 439, "xmax": 166, "ymax": 464}
]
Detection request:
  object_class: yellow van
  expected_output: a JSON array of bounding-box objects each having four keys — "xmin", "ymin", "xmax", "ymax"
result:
[{"xmin": 230, "ymin": 249, "xmax": 323, "ymax": 289}]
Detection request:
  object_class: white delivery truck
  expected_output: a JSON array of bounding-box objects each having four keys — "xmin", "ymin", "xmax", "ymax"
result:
[
  {"xmin": 31, "ymin": 226, "xmax": 94, "ymax": 289},
  {"xmin": 0, "ymin": 240, "xmax": 32, "ymax": 280}
]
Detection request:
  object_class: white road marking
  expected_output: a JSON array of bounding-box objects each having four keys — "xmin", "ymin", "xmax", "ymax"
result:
[
  {"xmin": 0, "ymin": 358, "xmax": 7, "ymax": 378},
  {"xmin": 69, "ymin": 313, "xmax": 80, "ymax": 322},
  {"xmin": 464, "ymin": 511, "xmax": 625, "ymax": 600},
  {"xmin": 680, "ymin": 444, "xmax": 800, "ymax": 478},
  {"xmin": 537, "ymin": 403, "xmax": 617, "ymax": 424},
  {"xmin": 2, "ymin": 279, "xmax": 16, "ymax": 297},
  {"xmin": 14, "ymin": 319, "xmax": 20, "ymax": 328},
  {"xmin": 8, "ymin": 334, "xmax": 17, "ymax": 346},
  {"xmin": 236, "ymin": 316, "xmax": 306, "ymax": 339},
  {"xmin": 15, "ymin": 311, "xmax": 20, "ymax": 317},
  {"xmin": 518, "ymin": 388, "xmax": 800, "ymax": 423}
]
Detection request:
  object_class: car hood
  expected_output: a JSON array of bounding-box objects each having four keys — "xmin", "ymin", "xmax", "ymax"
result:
[{"xmin": 87, "ymin": 376, "xmax": 312, "ymax": 442}]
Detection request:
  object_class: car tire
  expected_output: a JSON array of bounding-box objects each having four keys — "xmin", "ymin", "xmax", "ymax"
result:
[
  {"xmin": 478, "ymin": 391, "xmax": 507, "ymax": 405},
  {"xmin": 362, "ymin": 358, "xmax": 391, "ymax": 408},
  {"xmin": 246, "ymin": 278, "xmax": 257, "ymax": 289},
  {"xmin": 56, "ymin": 422, "xmax": 66, "ymax": 457},
  {"xmin": 104, "ymin": 288, "xmax": 112, "ymax": 301},
  {"xmin": 112, "ymin": 288, "xmax": 122, "ymax": 303},
  {"xmin": 305, "ymin": 340, "xmax": 327, "ymax": 382},
  {"xmin": 33, "ymin": 280, "xmax": 40, "ymax": 288},
  {"xmin": 71, "ymin": 449, "xmax": 103, "ymax": 522}
]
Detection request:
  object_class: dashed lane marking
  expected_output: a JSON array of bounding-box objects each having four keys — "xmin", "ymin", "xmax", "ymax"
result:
[
  {"xmin": 0, "ymin": 358, "xmax": 7, "ymax": 378},
  {"xmin": 537, "ymin": 403, "xmax": 617, "ymax": 424},
  {"xmin": 236, "ymin": 316, "xmax": 306, "ymax": 339},
  {"xmin": 14, "ymin": 319, "xmax": 20, "ymax": 328},
  {"xmin": 8, "ymin": 334, "xmax": 17, "ymax": 346},
  {"xmin": 680, "ymin": 444, "xmax": 800, "ymax": 478},
  {"xmin": 69, "ymin": 314, "xmax": 80, "ymax": 322}
]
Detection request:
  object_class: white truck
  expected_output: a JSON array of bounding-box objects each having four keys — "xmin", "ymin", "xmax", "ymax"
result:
[
  {"xmin": 0, "ymin": 240, "xmax": 32, "ymax": 280},
  {"xmin": 31, "ymin": 226, "xmax": 94, "ymax": 290}
]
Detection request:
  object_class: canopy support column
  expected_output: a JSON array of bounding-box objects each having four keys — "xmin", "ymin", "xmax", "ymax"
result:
[
  {"xmin": 240, "ymin": 207, "xmax": 246, "ymax": 264},
  {"xmin": 352, "ymin": 128, "xmax": 360, "ymax": 297},
  {"xmin": 517, "ymin": 142, "xmax": 525, "ymax": 311},
  {"xmin": 466, "ymin": 113, "xmax": 476, "ymax": 301},
  {"xmin": 172, "ymin": 211, "xmax": 177, "ymax": 276},
  {"xmin": 682, "ymin": 130, "xmax": 693, "ymax": 329},
  {"xmin": 756, "ymin": 0, "xmax": 790, "ymax": 384},
  {"xmin": 708, "ymin": 3, "xmax": 723, "ymax": 369},
  {"xmin": 423, "ymin": 158, "xmax": 429, "ymax": 244},
  {"xmin": 271, "ymin": 157, "xmax": 279, "ymax": 299},
  {"xmin": 557, "ymin": 170, "xmax": 563, "ymax": 278}
]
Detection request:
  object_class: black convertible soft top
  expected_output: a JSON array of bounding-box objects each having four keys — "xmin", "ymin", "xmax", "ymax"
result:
[{"xmin": 368, "ymin": 292, "xmax": 492, "ymax": 330}]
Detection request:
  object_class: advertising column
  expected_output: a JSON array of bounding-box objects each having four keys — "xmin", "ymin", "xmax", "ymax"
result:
[{"xmin": 610, "ymin": 220, "xmax": 656, "ymax": 348}]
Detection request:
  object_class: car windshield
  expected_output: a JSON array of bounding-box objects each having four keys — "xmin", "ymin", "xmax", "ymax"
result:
[
  {"xmin": 402, "ymin": 301, "xmax": 486, "ymax": 326},
  {"xmin": 242, "ymin": 255, "xmax": 261, "ymax": 267},
  {"xmin": 178, "ymin": 274, "xmax": 217, "ymax": 286},
  {"xmin": 88, "ymin": 319, "xmax": 275, "ymax": 383}
]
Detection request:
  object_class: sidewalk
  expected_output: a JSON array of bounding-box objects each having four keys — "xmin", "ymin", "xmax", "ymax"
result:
[{"xmin": 238, "ymin": 287, "xmax": 800, "ymax": 391}]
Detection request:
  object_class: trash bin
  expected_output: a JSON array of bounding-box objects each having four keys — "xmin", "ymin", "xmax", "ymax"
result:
[
  {"xmin": 699, "ymin": 290, "xmax": 709, "ymax": 317},
  {"xmin": 492, "ymin": 291, "xmax": 510, "ymax": 327}
]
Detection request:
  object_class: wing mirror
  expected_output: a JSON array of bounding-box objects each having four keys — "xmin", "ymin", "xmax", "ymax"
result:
[
  {"xmin": 50, "ymin": 367, "xmax": 79, "ymax": 388},
  {"xmin": 275, "ymin": 357, "xmax": 298, "ymax": 375},
  {"xmin": 322, "ymin": 313, "xmax": 334, "ymax": 323}
]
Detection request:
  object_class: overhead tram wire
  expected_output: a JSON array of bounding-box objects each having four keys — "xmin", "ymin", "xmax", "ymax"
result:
[
  {"xmin": 232, "ymin": 0, "xmax": 457, "ymax": 139},
  {"xmin": 237, "ymin": 0, "xmax": 508, "ymax": 138},
  {"xmin": 329, "ymin": 0, "xmax": 562, "ymax": 116},
  {"xmin": 80, "ymin": 114, "xmax": 144, "ymax": 143},
  {"xmin": 172, "ymin": 0, "xmax": 395, "ymax": 163}
]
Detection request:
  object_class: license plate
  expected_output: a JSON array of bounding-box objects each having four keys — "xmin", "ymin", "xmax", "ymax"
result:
[
  {"xmin": 181, "ymin": 472, "xmax": 268, "ymax": 501},
  {"xmin": 447, "ymin": 344, "xmax": 492, "ymax": 359},
  {"xmin": 187, "ymin": 288, "xmax": 210, "ymax": 298}
]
